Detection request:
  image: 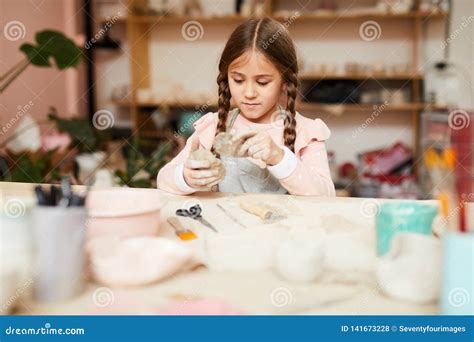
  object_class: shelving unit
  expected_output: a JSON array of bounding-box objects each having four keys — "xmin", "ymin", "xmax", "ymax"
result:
[
  {"xmin": 110, "ymin": 0, "xmax": 450, "ymax": 175},
  {"xmin": 299, "ymin": 72, "xmax": 424, "ymax": 81}
]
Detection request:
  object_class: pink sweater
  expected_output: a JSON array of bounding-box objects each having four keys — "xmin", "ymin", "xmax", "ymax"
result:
[{"xmin": 157, "ymin": 110, "xmax": 336, "ymax": 197}]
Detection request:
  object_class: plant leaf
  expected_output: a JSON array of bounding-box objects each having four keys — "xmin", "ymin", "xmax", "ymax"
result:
[
  {"xmin": 49, "ymin": 114, "xmax": 97, "ymax": 153},
  {"xmin": 19, "ymin": 44, "xmax": 51, "ymax": 67},
  {"xmin": 20, "ymin": 30, "xmax": 83, "ymax": 69}
]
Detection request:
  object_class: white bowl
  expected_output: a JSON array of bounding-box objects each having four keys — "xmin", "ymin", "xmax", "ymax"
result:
[{"xmin": 86, "ymin": 188, "xmax": 163, "ymax": 240}]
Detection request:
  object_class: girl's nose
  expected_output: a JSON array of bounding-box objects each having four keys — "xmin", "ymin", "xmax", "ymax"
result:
[{"xmin": 244, "ymin": 82, "xmax": 257, "ymax": 98}]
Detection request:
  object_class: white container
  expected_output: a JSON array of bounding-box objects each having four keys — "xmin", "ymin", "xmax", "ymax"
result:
[
  {"xmin": 75, "ymin": 151, "xmax": 106, "ymax": 184},
  {"xmin": 0, "ymin": 196, "xmax": 35, "ymax": 313},
  {"xmin": 425, "ymin": 62, "xmax": 462, "ymax": 106},
  {"xmin": 31, "ymin": 206, "xmax": 87, "ymax": 303}
]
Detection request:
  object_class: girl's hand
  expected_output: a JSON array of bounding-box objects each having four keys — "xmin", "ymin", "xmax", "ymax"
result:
[
  {"xmin": 233, "ymin": 130, "xmax": 284, "ymax": 166},
  {"xmin": 183, "ymin": 139, "xmax": 226, "ymax": 189}
]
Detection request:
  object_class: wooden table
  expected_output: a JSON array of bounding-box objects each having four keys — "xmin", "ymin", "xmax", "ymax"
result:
[{"xmin": 1, "ymin": 181, "xmax": 441, "ymax": 315}]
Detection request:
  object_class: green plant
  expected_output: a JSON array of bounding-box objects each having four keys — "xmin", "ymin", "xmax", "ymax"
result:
[
  {"xmin": 114, "ymin": 139, "xmax": 172, "ymax": 188},
  {"xmin": 48, "ymin": 107, "xmax": 109, "ymax": 153},
  {"xmin": 0, "ymin": 30, "xmax": 83, "ymax": 93},
  {"xmin": 0, "ymin": 30, "xmax": 86, "ymax": 183},
  {"xmin": 6, "ymin": 150, "xmax": 61, "ymax": 183}
]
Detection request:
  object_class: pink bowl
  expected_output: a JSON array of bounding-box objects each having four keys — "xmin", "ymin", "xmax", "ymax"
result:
[{"xmin": 85, "ymin": 188, "xmax": 163, "ymax": 240}]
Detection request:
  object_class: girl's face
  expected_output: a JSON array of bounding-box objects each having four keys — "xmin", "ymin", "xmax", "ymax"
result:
[{"xmin": 228, "ymin": 50, "xmax": 284, "ymax": 123}]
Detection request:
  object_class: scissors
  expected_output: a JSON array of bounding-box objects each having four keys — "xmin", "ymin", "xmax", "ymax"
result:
[{"xmin": 176, "ymin": 204, "xmax": 218, "ymax": 233}]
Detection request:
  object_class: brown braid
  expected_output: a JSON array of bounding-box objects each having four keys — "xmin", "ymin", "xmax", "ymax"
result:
[
  {"xmin": 210, "ymin": 71, "xmax": 232, "ymax": 155},
  {"xmin": 283, "ymin": 72, "xmax": 298, "ymax": 152},
  {"xmin": 214, "ymin": 17, "xmax": 300, "ymax": 154}
]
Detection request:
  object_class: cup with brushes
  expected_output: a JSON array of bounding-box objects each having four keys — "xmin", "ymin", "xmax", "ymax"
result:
[{"xmin": 32, "ymin": 177, "xmax": 88, "ymax": 303}]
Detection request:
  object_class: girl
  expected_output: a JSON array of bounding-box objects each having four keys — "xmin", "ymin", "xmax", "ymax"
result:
[{"xmin": 157, "ymin": 18, "xmax": 335, "ymax": 197}]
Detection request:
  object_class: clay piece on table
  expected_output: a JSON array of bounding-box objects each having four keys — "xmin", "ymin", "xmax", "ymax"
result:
[{"xmin": 87, "ymin": 236, "xmax": 195, "ymax": 287}]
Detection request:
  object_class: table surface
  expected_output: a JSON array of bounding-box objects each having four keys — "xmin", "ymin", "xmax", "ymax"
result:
[{"xmin": 1, "ymin": 181, "xmax": 440, "ymax": 315}]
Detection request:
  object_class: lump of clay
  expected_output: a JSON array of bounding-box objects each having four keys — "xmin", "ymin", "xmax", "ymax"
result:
[
  {"xmin": 87, "ymin": 236, "xmax": 195, "ymax": 287},
  {"xmin": 190, "ymin": 148, "xmax": 217, "ymax": 162},
  {"xmin": 213, "ymin": 132, "xmax": 240, "ymax": 157}
]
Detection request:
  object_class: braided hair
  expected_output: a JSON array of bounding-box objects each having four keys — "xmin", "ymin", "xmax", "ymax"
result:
[{"xmin": 213, "ymin": 17, "xmax": 299, "ymax": 153}]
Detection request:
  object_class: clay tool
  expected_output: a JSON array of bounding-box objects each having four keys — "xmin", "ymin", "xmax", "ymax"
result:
[
  {"xmin": 59, "ymin": 176, "xmax": 73, "ymax": 207},
  {"xmin": 239, "ymin": 198, "xmax": 284, "ymax": 221},
  {"xmin": 216, "ymin": 203, "xmax": 246, "ymax": 228},
  {"xmin": 34, "ymin": 185, "xmax": 49, "ymax": 206},
  {"xmin": 167, "ymin": 217, "xmax": 197, "ymax": 240}
]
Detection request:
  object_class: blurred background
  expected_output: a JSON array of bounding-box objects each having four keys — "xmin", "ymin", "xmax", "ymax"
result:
[{"xmin": 0, "ymin": 0, "xmax": 472, "ymax": 200}]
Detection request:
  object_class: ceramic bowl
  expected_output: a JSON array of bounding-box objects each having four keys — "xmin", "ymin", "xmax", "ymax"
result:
[{"xmin": 86, "ymin": 188, "xmax": 163, "ymax": 240}]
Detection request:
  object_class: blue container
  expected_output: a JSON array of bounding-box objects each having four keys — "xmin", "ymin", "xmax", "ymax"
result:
[
  {"xmin": 441, "ymin": 232, "xmax": 474, "ymax": 315},
  {"xmin": 375, "ymin": 201, "xmax": 438, "ymax": 256}
]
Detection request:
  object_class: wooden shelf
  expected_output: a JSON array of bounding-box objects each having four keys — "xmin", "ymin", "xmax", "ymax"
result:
[
  {"xmin": 127, "ymin": 11, "xmax": 448, "ymax": 25},
  {"xmin": 297, "ymin": 102, "xmax": 448, "ymax": 113},
  {"xmin": 123, "ymin": 0, "xmax": 451, "ymax": 177},
  {"xmin": 97, "ymin": 16, "xmax": 127, "ymax": 24},
  {"xmin": 299, "ymin": 72, "xmax": 423, "ymax": 81},
  {"xmin": 111, "ymin": 99, "xmax": 133, "ymax": 107},
  {"xmin": 128, "ymin": 14, "xmax": 247, "ymax": 25},
  {"xmin": 273, "ymin": 11, "xmax": 448, "ymax": 21}
]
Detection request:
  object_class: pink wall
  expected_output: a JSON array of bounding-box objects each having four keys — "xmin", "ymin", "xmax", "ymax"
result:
[{"xmin": 0, "ymin": 0, "xmax": 86, "ymax": 142}]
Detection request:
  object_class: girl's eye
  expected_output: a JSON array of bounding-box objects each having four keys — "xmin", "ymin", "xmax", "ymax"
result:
[
  {"xmin": 233, "ymin": 79, "xmax": 243, "ymax": 84},
  {"xmin": 257, "ymin": 81, "xmax": 269, "ymax": 86}
]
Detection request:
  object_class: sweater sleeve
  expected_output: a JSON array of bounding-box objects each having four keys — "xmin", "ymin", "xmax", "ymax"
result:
[
  {"xmin": 156, "ymin": 112, "xmax": 217, "ymax": 195},
  {"xmin": 267, "ymin": 117, "xmax": 336, "ymax": 197}
]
